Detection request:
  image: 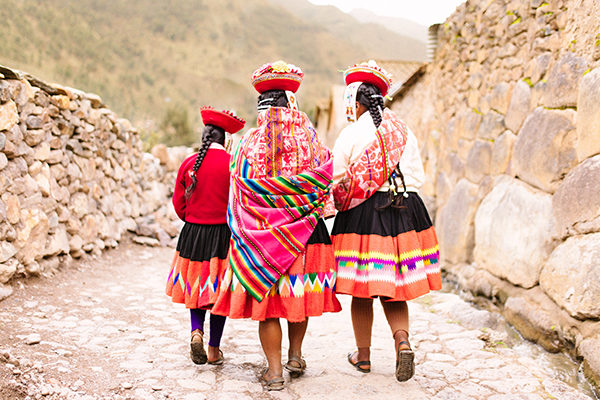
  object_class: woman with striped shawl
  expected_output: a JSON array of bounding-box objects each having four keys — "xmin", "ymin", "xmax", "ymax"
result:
[{"xmin": 212, "ymin": 61, "xmax": 341, "ymax": 391}]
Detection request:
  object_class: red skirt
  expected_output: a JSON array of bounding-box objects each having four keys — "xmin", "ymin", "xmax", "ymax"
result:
[
  {"xmin": 166, "ymin": 222, "xmax": 230, "ymax": 309},
  {"xmin": 212, "ymin": 219, "xmax": 342, "ymax": 322},
  {"xmin": 332, "ymin": 192, "xmax": 441, "ymax": 301}
]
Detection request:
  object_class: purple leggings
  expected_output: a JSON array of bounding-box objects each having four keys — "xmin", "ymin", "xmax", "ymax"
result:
[{"xmin": 190, "ymin": 309, "xmax": 226, "ymax": 348}]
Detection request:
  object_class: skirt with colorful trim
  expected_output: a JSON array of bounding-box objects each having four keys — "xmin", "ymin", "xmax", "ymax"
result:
[
  {"xmin": 211, "ymin": 219, "xmax": 342, "ymax": 322},
  {"xmin": 165, "ymin": 222, "xmax": 230, "ymax": 309},
  {"xmin": 331, "ymin": 191, "xmax": 441, "ymax": 301}
]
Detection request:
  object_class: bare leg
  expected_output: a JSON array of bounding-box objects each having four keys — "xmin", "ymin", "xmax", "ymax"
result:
[
  {"xmin": 380, "ymin": 299, "xmax": 410, "ymax": 350},
  {"xmin": 350, "ymin": 297, "xmax": 374, "ymax": 367},
  {"xmin": 259, "ymin": 318, "xmax": 283, "ymax": 380},
  {"xmin": 287, "ymin": 318, "xmax": 308, "ymax": 360}
]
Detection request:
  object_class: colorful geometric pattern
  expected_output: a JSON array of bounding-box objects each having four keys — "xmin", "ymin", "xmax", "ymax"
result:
[
  {"xmin": 212, "ymin": 242, "xmax": 342, "ymax": 322},
  {"xmin": 165, "ymin": 252, "xmax": 227, "ymax": 309},
  {"xmin": 332, "ymin": 109, "xmax": 408, "ymax": 212},
  {"xmin": 333, "ymin": 227, "xmax": 442, "ymax": 301},
  {"xmin": 227, "ymin": 107, "xmax": 334, "ymax": 302}
]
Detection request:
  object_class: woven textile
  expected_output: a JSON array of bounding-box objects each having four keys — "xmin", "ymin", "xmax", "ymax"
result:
[
  {"xmin": 332, "ymin": 109, "xmax": 408, "ymax": 212},
  {"xmin": 227, "ymin": 107, "xmax": 333, "ymax": 302}
]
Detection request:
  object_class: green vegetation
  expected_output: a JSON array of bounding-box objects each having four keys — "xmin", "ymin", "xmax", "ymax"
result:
[{"xmin": 0, "ymin": 0, "xmax": 424, "ymax": 146}]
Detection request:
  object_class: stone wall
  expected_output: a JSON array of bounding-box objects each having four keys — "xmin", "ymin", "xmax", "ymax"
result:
[
  {"xmin": 0, "ymin": 66, "xmax": 187, "ymax": 289},
  {"xmin": 390, "ymin": 0, "xmax": 600, "ymax": 388}
]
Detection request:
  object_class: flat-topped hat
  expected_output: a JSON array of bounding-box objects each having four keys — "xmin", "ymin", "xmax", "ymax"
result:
[
  {"xmin": 251, "ymin": 60, "xmax": 304, "ymax": 94},
  {"xmin": 200, "ymin": 106, "xmax": 246, "ymax": 133},
  {"xmin": 343, "ymin": 60, "xmax": 392, "ymax": 97}
]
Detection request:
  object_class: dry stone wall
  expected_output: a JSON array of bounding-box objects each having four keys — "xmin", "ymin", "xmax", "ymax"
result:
[
  {"xmin": 0, "ymin": 66, "xmax": 187, "ymax": 287},
  {"xmin": 390, "ymin": 0, "xmax": 600, "ymax": 388}
]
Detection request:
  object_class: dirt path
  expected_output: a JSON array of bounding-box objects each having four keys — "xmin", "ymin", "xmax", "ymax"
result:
[{"xmin": 0, "ymin": 242, "xmax": 595, "ymax": 400}]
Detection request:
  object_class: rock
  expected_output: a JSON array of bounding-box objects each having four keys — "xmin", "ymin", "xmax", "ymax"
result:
[
  {"xmin": 474, "ymin": 177, "xmax": 553, "ymax": 288},
  {"xmin": 44, "ymin": 226, "xmax": 70, "ymax": 257},
  {"xmin": 25, "ymin": 115, "xmax": 43, "ymax": 130},
  {"xmin": 576, "ymin": 67, "xmax": 600, "ymax": 161},
  {"xmin": 489, "ymin": 82, "xmax": 512, "ymax": 114},
  {"xmin": 0, "ymin": 132, "xmax": 5, "ymax": 151},
  {"xmin": 524, "ymin": 53, "xmax": 552, "ymax": 85},
  {"xmin": 436, "ymin": 179, "xmax": 480, "ymax": 264},
  {"xmin": 122, "ymin": 382, "xmax": 133, "ymax": 390},
  {"xmin": 24, "ymin": 129, "xmax": 46, "ymax": 147},
  {"xmin": 505, "ymin": 80, "xmax": 531, "ymax": 133},
  {"xmin": 25, "ymin": 333, "xmax": 41, "ymax": 345},
  {"xmin": 0, "ymin": 153, "xmax": 7, "ymax": 170},
  {"xmin": 476, "ymin": 111, "xmax": 505, "ymax": 140},
  {"xmin": 132, "ymin": 236, "xmax": 160, "ymax": 247},
  {"xmin": 540, "ymin": 233, "xmax": 600, "ymax": 319},
  {"xmin": 513, "ymin": 107, "xmax": 577, "ymax": 193},
  {"xmin": 465, "ymin": 140, "xmax": 492, "ymax": 183},
  {"xmin": 503, "ymin": 293, "xmax": 563, "ymax": 353},
  {"xmin": 579, "ymin": 335, "xmax": 600, "ymax": 389},
  {"xmin": 0, "ymin": 100, "xmax": 19, "ymax": 131},
  {"xmin": 3, "ymin": 194, "xmax": 20, "ymax": 224},
  {"xmin": 491, "ymin": 130, "xmax": 517, "ymax": 175},
  {"xmin": 0, "ymin": 283, "xmax": 12, "ymax": 301},
  {"xmin": 0, "ymin": 242, "xmax": 17, "ymax": 264},
  {"xmin": 151, "ymin": 144, "xmax": 170, "ymax": 165},
  {"xmin": 16, "ymin": 208, "xmax": 50, "ymax": 265},
  {"xmin": 0, "ymin": 258, "xmax": 18, "ymax": 283},
  {"xmin": 552, "ymin": 155, "xmax": 600, "ymax": 237},
  {"xmin": 540, "ymin": 53, "xmax": 588, "ymax": 108}
]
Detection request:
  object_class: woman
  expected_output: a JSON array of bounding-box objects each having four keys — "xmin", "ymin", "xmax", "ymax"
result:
[
  {"xmin": 331, "ymin": 61, "xmax": 441, "ymax": 382},
  {"xmin": 166, "ymin": 107, "xmax": 246, "ymax": 365},
  {"xmin": 212, "ymin": 60, "xmax": 341, "ymax": 390}
]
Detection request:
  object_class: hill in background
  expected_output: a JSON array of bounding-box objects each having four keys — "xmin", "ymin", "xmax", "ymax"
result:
[{"xmin": 0, "ymin": 0, "xmax": 425, "ymax": 145}]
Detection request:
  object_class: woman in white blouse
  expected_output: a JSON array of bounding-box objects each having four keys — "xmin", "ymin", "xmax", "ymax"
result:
[{"xmin": 331, "ymin": 61, "xmax": 442, "ymax": 382}]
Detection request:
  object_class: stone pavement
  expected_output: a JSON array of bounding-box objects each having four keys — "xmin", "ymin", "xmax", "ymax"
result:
[{"xmin": 0, "ymin": 242, "xmax": 596, "ymax": 400}]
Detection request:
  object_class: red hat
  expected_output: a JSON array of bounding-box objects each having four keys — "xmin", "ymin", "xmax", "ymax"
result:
[
  {"xmin": 251, "ymin": 60, "xmax": 304, "ymax": 94},
  {"xmin": 343, "ymin": 60, "xmax": 392, "ymax": 96},
  {"xmin": 200, "ymin": 107, "xmax": 246, "ymax": 133}
]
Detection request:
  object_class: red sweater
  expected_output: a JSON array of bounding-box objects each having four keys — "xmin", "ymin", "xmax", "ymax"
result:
[{"xmin": 172, "ymin": 146, "xmax": 231, "ymax": 225}]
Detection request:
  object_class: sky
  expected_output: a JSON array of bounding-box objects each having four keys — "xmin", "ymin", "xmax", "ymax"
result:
[{"xmin": 307, "ymin": 0, "xmax": 466, "ymax": 26}]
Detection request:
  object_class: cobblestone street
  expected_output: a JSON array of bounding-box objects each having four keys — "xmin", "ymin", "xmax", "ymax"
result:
[{"xmin": 0, "ymin": 242, "xmax": 596, "ymax": 400}]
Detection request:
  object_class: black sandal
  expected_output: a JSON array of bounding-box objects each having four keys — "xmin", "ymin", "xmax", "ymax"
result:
[
  {"xmin": 347, "ymin": 351, "xmax": 371, "ymax": 373},
  {"xmin": 394, "ymin": 330, "xmax": 414, "ymax": 382}
]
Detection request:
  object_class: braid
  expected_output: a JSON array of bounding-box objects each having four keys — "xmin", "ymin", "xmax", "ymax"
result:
[
  {"xmin": 357, "ymin": 83, "xmax": 384, "ymax": 128},
  {"xmin": 184, "ymin": 124, "xmax": 224, "ymax": 200},
  {"xmin": 257, "ymin": 90, "xmax": 288, "ymax": 112}
]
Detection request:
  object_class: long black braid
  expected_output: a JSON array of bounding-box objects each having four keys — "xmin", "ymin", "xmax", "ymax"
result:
[
  {"xmin": 257, "ymin": 89, "xmax": 288, "ymax": 112},
  {"xmin": 184, "ymin": 124, "xmax": 226, "ymax": 200},
  {"xmin": 357, "ymin": 83, "xmax": 408, "ymax": 210}
]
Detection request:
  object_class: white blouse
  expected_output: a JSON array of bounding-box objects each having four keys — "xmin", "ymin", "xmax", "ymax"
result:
[{"xmin": 332, "ymin": 111, "xmax": 425, "ymax": 193}]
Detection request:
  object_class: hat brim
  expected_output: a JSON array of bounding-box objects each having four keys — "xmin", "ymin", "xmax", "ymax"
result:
[
  {"xmin": 344, "ymin": 69, "xmax": 390, "ymax": 97},
  {"xmin": 252, "ymin": 73, "xmax": 302, "ymax": 94},
  {"xmin": 200, "ymin": 109, "xmax": 245, "ymax": 133}
]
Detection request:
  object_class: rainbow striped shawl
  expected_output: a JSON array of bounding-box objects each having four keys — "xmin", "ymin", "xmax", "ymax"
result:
[
  {"xmin": 228, "ymin": 107, "xmax": 333, "ymax": 302},
  {"xmin": 332, "ymin": 109, "xmax": 408, "ymax": 211}
]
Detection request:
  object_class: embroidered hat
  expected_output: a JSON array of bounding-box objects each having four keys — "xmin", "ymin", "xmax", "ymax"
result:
[
  {"xmin": 251, "ymin": 60, "xmax": 304, "ymax": 94},
  {"xmin": 200, "ymin": 107, "xmax": 246, "ymax": 133},
  {"xmin": 343, "ymin": 60, "xmax": 392, "ymax": 96}
]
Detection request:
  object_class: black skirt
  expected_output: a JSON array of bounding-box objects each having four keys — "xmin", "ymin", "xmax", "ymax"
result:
[
  {"xmin": 176, "ymin": 222, "xmax": 231, "ymax": 262},
  {"xmin": 331, "ymin": 192, "xmax": 434, "ymax": 237}
]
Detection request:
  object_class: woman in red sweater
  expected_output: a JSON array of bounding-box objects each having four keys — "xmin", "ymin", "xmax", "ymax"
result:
[{"xmin": 166, "ymin": 107, "xmax": 245, "ymax": 365}]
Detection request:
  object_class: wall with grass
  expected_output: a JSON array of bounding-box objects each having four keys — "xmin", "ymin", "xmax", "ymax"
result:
[{"xmin": 390, "ymin": 0, "xmax": 600, "ymax": 389}]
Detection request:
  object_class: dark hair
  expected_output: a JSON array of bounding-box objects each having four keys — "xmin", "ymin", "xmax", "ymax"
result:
[
  {"xmin": 184, "ymin": 124, "xmax": 226, "ymax": 200},
  {"xmin": 356, "ymin": 83, "xmax": 384, "ymax": 128},
  {"xmin": 356, "ymin": 84, "xmax": 409, "ymax": 210},
  {"xmin": 257, "ymin": 89, "xmax": 288, "ymax": 111}
]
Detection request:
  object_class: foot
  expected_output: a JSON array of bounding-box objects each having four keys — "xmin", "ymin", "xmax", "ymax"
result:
[
  {"xmin": 207, "ymin": 345, "xmax": 224, "ymax": 365},
  {"xmin": 347, "ymin": 351, "xmax": 371, "ymax": 373},
  {"xmin": 190, "ymin": 329, "xmax": 207, "ymax": 365},
  {"xmin": 284, "ymin": 355, "xmax": 306, "ymax": 377},
  {"xmin": 262, "ymin": 369, "xmax": 285, "ymax": 391},
  {"xmin": 394, "ymin": 330, "xmax": 414, "ymax": 382}
]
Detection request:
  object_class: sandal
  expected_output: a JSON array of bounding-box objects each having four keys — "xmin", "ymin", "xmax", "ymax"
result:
[
  {"xmin": 190, "ymin": 330, "xmax": 207, "ymax": 365},
  {"xmin": 284, "ymin": 355, "xmax": 306, "ymax": 377},
  {"xmin": 394, "ymin": 330, "xmax": 414, "ymax": 382},
  {"xmin": 261, "ymin": 370, "xmax": 285, "ymax": 391},
  {"xmin": 207, "ymin": 349, "xmax": 224, "ymax": 365},
  {"xmin": 347, "ymin": 351, "xmax": 371, "ymax": 373}
]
